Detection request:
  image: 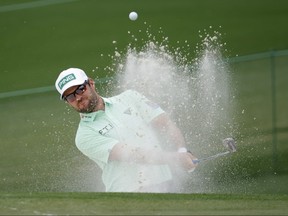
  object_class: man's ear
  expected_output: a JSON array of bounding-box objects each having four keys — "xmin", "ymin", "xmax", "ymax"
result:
[{"xmin": 88, "ymin": 78, "xmax": 95, "ymax": 87}]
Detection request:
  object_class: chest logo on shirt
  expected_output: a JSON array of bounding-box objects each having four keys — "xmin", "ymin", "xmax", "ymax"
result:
[{"xmin": 99, "ymin": 123, "xmax": 114, "ymax": 135}]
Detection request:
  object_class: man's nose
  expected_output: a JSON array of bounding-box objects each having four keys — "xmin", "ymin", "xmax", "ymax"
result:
[{"xmin": 75, "ymin": 93, "xmax": 82, "ymax": 101}]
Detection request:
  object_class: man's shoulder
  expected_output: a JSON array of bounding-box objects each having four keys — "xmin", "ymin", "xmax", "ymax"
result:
[
  {"xmin": 109, "ymin": 90, "xmax": 142, "ymax": 102},
  {"xmin": 112, "ymin": 89, "xmax": 139, "ymax": 97}
]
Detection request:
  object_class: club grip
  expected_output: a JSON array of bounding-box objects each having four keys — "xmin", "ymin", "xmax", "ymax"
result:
[{"xmin": 192, "ymin": 159, "xmax": 200, "ymax": 164}]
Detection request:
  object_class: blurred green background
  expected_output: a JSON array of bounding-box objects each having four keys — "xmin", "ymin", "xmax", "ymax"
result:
[{"xmin": 0, "ymin": 0, "xmax": 287, "ymax": 193}]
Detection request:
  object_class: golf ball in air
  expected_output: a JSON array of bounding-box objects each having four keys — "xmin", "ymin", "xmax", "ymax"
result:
[{"xmin": 129, "ymin": 12, "xmax": 138, "ymax": 21}]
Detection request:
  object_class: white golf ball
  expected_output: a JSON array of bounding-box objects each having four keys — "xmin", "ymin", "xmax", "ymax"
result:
[{"xmin": 129, "ymin": 12, "xmax": 138, "ymax": 21}]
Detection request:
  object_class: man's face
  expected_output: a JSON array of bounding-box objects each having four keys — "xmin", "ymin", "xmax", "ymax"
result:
[{"xmin": 63, "ymin": 79, "xmax": 99, "ymax": 113}]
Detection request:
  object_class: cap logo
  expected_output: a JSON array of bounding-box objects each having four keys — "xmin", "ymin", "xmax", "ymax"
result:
[{"xmin": 58, "ymin": 73, "xmax": 76, "ymax": 90}]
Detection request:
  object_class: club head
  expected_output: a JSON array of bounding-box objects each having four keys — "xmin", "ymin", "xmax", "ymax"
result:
[{"xmin": 223, "ymin": 138, "xmax": 237, "ymax": 153}]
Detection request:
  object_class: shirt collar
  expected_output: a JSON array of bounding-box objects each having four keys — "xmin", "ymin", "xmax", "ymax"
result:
[{"xmin": 102, "ymin": 97, "xmax": 113, "ymax": 105}]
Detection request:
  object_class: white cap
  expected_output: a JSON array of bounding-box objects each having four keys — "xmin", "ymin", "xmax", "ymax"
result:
[{"xmin": 55, "ymin": 68, "xmax": 88, "ymax": 99}]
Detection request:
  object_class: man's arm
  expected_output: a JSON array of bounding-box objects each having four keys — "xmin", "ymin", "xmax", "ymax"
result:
[
  {"xmin": 108, "ymin": 112, "xmax": 198, "ymax": 172},
  {"xmin": 151, "ymin": 113, "xmax": 187, "ymax": 151},
  {"xmin": 108, "ymin": 142, "xmax": 197, "ymax": 172}
]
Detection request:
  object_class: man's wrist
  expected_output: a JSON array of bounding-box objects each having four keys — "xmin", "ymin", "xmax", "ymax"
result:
[
  {"xmin": 178, "ymin": 147, "xmax": 193, "ymax": 155},
  {"xmin": 177, "ymin": 147, "xmax": 188, "ymax": 153}
]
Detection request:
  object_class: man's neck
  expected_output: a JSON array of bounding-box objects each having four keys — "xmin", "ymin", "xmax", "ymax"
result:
[{"xmin": 94, "ymin": 96, "xmax": 105, "ymax": 112}]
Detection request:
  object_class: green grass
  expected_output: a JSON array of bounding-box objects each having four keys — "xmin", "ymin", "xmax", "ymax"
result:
[
  {"xmin": 0, "ymin": 0, "xmax": 288, "ymax": 214},
  {"xmin": 1, "ymin": 193, "xmax": 288, "ymax": 215},
  {"xmin": 0, "ymin": 84, "xmax": 287, "ymax": 194},
  {"xmin": 1, "ymin": 0, "xmax": 288, "ymax": 91}
]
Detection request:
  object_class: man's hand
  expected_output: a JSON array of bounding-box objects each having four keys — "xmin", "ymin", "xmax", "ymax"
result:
[{"xmin": 176, "ymin": 151, "xmax": 198, "ymax": 172}]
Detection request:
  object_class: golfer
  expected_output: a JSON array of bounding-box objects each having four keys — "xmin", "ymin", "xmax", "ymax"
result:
[{"xmin": 55, "ymin": 68, "xmax": 198, "ymax": 192}]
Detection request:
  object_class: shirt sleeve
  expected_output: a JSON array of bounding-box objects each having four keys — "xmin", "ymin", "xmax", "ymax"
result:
[
  {"xmin": 126, "ymin": 90, "xmax": 165, "ymax": 123},
  {"xmin": 75, "ymin": 128, "xmax": 118, "ymax": 169}
]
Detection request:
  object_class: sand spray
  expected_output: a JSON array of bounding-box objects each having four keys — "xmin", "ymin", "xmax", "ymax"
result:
[{"xmin": 97, "ymin": 24, "xmax": 237, "ymax": 192}]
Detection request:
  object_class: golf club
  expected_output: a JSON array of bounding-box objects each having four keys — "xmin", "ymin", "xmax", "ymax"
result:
[{"xmin": 192, "ymin": 138, "xmax": 236, "ymax": 164}]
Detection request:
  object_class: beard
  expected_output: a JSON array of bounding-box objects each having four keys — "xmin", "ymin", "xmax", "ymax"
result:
[
  {"xmin": 77, "ymin": 100, "xmax": 97, "ymax": 113},
  {"xmin": 75, "ymin": 91, "xmax": 98, "ymax": 113}
]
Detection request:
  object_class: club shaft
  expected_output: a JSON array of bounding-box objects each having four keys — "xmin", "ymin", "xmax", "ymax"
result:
[{"xmin": 192, "ymin": 151, "xmax": 230, "ymax": 164}]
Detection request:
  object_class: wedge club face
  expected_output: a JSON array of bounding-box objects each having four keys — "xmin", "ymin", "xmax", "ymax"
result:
[{"xmin": 222, "ymin": 137, "xmax": 237, "ymax": 153}]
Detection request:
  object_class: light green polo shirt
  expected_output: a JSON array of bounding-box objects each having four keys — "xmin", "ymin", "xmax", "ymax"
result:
[{"xmin": 75, "ymin": 90, "xmax": 172, "ymax": 192}]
